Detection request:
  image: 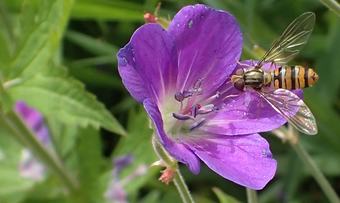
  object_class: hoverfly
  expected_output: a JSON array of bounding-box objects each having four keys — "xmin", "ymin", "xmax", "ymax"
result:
[{"xmin": 231, "ymin": 12, "xmax": 318, "ymax": 135}]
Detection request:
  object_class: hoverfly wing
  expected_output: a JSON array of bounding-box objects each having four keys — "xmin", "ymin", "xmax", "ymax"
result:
[
  {"xmin": 256, "ymin": 12, "xmax": 315, "ymax": 68},
  {"xmin": 257, "ymin": 89, "xmax": 318, "ymax": 135}
]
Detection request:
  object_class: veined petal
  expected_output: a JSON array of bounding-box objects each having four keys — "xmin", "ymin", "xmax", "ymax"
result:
[
  {"xmin": 203, "ymin": 90, "xmax": 287, "ymax": 135},
  {"xmin": 182, "ymin": 133, "xmax": 276, "ymax": 190},
  {"xmin": 118, "ymin": 24, "xmax": 178, "ymax": 104},
  {"xmin": 143, "ymin": 98, "xmax": 200, "ymax": 174},
  {"xmin": 168, "ymin": 4, "xmax": 242, "ymax": 99}
]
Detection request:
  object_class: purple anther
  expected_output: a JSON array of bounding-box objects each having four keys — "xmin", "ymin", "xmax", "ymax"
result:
[
  {"xmin": 175, "ymin": 92, "xmax": 185, "ymax": 102},
  {"xmin": 189, "ymin": 118, "xmax": 206, "ymax": 131},
  {"xmin": 182, "ymin": 90, "xmax": 194, "ymax": 98},
  {"xmin": 173, "ymin": 113, "xmax": 193, "ymax": 120}
]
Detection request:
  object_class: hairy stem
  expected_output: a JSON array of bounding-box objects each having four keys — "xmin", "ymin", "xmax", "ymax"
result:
[
  {"xmin": 152, "ymin": 136, "xmax": 195, "ymax": 203},
  {"xmin": 246, "ymin": 188, "xmax": 259, "ymax": 203}
]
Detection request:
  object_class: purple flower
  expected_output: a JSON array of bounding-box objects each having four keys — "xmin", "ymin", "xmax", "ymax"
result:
[
  {"xmin": 117, "ymin": 4, "xmax": 287, "ymax": 189},
  {"xmin": 105, "ymin": 155, "xmax": 147, "ymax": 203},
  {"xmin": 15, "ymin": 101, "xmax": 51, "ymax": 181}
]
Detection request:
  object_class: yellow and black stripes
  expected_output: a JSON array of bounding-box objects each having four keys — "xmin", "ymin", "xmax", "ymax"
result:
[{"xmin": 270, "ymin": 65, "xmax": 318, "ymax": 90}]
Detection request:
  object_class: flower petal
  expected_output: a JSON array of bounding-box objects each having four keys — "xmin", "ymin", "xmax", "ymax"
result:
[
  {"xmin": 118, "ymin": 24, "xmax": 178, "ymax": 104},
  {"xmin": 182, "ymin": 133, "xmax": 276, "ymax": 190},
  {"xmin": 15, "ymin": 101, "xmax": 50, "ymax": 145},
  {"xmin": 143, "ymin": 98, "xmax": 200, "ymax": 173},
  {"xmin": 168, "ymin": 4, "xmax": 242, "ymax": 99},
  {"xmin": 203, "ymin": 90, "xmax": 287, "ymax": 135}
]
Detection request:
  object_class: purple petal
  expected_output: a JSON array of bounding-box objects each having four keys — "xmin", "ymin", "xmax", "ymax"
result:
[
  {"xmin": 117, "ymin": 24, "xmax": 178, "ymax": 104},
  {"xmin": 182, "ymin": 133, "xmax": 276, "ymax": 190},
  {"xmin": 19, "ymin": 150, "xmax": 45, "ymax": 181},
  {"xmin": 114, "ymin": 155, "xmax": 134, "ymax": 175},
  {"xmin": 15, "ymin": 101, "xmax": 50, "ymax": 145},
  {"xmin": 168, "ymin": 4, "xmax": 242, "ymax": 99},
  {"xmin": 143, "ymin": 98, "xmax": 200, "ymax": 174},
  {"xmin": 203, "ymin": 90, "xmax": 287, "ymax": 135}
]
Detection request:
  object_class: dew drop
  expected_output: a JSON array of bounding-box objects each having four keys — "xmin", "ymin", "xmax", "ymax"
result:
[
  {"xmin": 188, "ymin": 20, "xmax": 193, "ymax": 28},
  {"xmin": 118, "ymin": 57, "xmax": 128, "ymax": 66},
  {"xmin": 176, "ymin": 23, "xmax": 180, "ymax": 27},
  {"xmin": 262, "ymin": 149, "xmax": 272, "ymax": 158}
]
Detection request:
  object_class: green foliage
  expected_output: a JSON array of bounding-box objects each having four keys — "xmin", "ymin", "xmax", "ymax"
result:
[
  {"xmin": 9, "ymin": 71, "xmax": 125, "ymax": 135},
  {"xmin": 0, "ymin": 0, "xmax": 339, "ymax": 203},
  {"xmin": 213, "ymin": 187, "xmax": 241, "ymax": 203}
]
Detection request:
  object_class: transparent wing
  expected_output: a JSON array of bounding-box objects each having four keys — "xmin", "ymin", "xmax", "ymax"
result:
[
  {"xmin": 257, "ymin": 89, "xmax": 318, "ymax": 135},
  {"xmin": 256, "ymin": 12, "xmax": 315, "ymax": 68}
]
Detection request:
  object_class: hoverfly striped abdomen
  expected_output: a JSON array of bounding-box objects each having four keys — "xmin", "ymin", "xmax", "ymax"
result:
[{"xmin": 270, "ymin": 66, "xmax": 319, "ymax": 90}]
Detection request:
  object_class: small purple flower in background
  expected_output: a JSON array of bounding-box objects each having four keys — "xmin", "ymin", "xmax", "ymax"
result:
[
  {"xmin": 117, "ymin": 4, "xmax": 290, "ymax": 189},
  {"xmin": 15, "ymin": 101, "xmax": 51, "ymax": 181},
  {"xmin": 104, "ymin": 155, "xmax": 147, "ymax": 203}
]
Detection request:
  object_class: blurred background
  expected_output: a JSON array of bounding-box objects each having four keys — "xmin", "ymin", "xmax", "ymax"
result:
[{"xmin": 0, "ymin": 0, "xmax": 339, "ymax": 203}]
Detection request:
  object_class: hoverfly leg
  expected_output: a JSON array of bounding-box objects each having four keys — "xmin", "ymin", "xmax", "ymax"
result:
[{"xmin": 236, "ymin": 60, "xmax": 251, "ymax": 68}]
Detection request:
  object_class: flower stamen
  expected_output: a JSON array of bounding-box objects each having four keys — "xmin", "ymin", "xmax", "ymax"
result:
[
  {"xmin": 172, "ymin": 113, "xmax": 194, "ymax": 121},
  {"xmin": 189, "ymin": 118, "xmax": 206, "ymax": 131}
]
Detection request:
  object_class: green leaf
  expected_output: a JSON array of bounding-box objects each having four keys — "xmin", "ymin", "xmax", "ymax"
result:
[
  {"xmin": 65, "ymin": 31, "xmax": 118, "ymax": 55},
  {"xmin": 74, "ymin": 127, "xmax": 106, "ymax": 203},
  {"xmin": 0, "ymin": 1, "xmax": 14, "ymax": 65},
  {"xmin": 71, "ymin": 0, "xmax": 144, "ymax": 22},
  {"xmin": 8, "ymin": 73, "xmax": 126, "ymax": 135},
  {"xmin": 113, "ymin": 108, "xmax": 156, "ymax": 195},
  {"xmin": 212, "ymin": 187, "xmax": 241, "ymax": 203},
  {"xmin": 0, "ymin": 124, "xmax": 34, "ymax": 202},
  {"xmin": 6, "ymin": 0, "xmax": 74, "ymax": 79},
  {"xmin": 313, "ymin": 15, "xmax": 340, "ymax": 103},
  {"xmin": 114, "ymin": 108, "xmax": 154, "ymax": 163},
  {"xmin": 68, "ymin": 65, "xmax": 121, "ymax": 89},
  {"xmin": 47, "ymin": 118, "xmax": 79, "ymax": 158}
]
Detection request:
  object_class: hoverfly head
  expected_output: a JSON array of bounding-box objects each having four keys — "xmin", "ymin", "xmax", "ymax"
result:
[{"xmin": 231, "ymin": 71, "xmax": 245, "ymax": 91}]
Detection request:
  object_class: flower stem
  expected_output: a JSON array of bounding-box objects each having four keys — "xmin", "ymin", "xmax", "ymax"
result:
[
  {"xmin": 0, "ymin": 110, "xmax": 78, "ymax": 192},
  {"xmin": 246, "ymin": 188, "xmax": 259, "ymax": 203},
  {"xmin": 320, "ymin": 0, "xmax": 340, "ymax": 16},
  {"xmin": 292, "ymin": 141, "xmax": 340, "ymax": 203},
  {"xmin": 173, "ymin": 168, "xmax": 195, "ymax": 203},
  {"xmin": 152, "ymin": 136, "xmax": 195, "ymax": 203}
]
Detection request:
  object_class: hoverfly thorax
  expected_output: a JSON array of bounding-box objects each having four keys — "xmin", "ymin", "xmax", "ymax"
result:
[{"xmin": 243, "ymin": 69, "xmax": 264, "ymax": 90}]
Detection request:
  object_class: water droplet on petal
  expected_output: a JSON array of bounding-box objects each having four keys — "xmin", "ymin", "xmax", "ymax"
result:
[
  {"xmin": 118, "ymin": 57, "xmax": 128, "ymax": 66},
  {"xmin": 188, "ymin": 20, "xmax": 193, "ymax": 28},
  {"xmin": 262, "ymin": 149, "xmax": 272, "ymax": 158},
  {"xmin": 176, "ymin": 23, "xmax": 180, "ymax": 27}
]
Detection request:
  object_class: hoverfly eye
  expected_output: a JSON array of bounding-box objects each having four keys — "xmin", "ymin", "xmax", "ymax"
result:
[
  {"xmin": 235, "ymin": 69, "xmax": 244, "ymax": 76},
  {"xmin": 234, "ymin": 79, "xmax": 245, "ymax": 90}
]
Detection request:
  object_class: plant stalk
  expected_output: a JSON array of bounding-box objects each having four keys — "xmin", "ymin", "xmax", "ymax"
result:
[
  {"xmin": 320, "ymin": 0, "xmax": 340, "ymax": 16},
  {"xmin": 292, "ymin": 141, "xmax": 340, "ymax": 203},
  {"xmin": 0, "ymin": 110, "xmax": 78, "ymax": 192},
  {"xmin": 246, "ymin": 188, "xmax": 259, "ymax": 203},
  {"xmin": 152, "ymin": 136, "xmax": 195, "ymax": 203}
]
